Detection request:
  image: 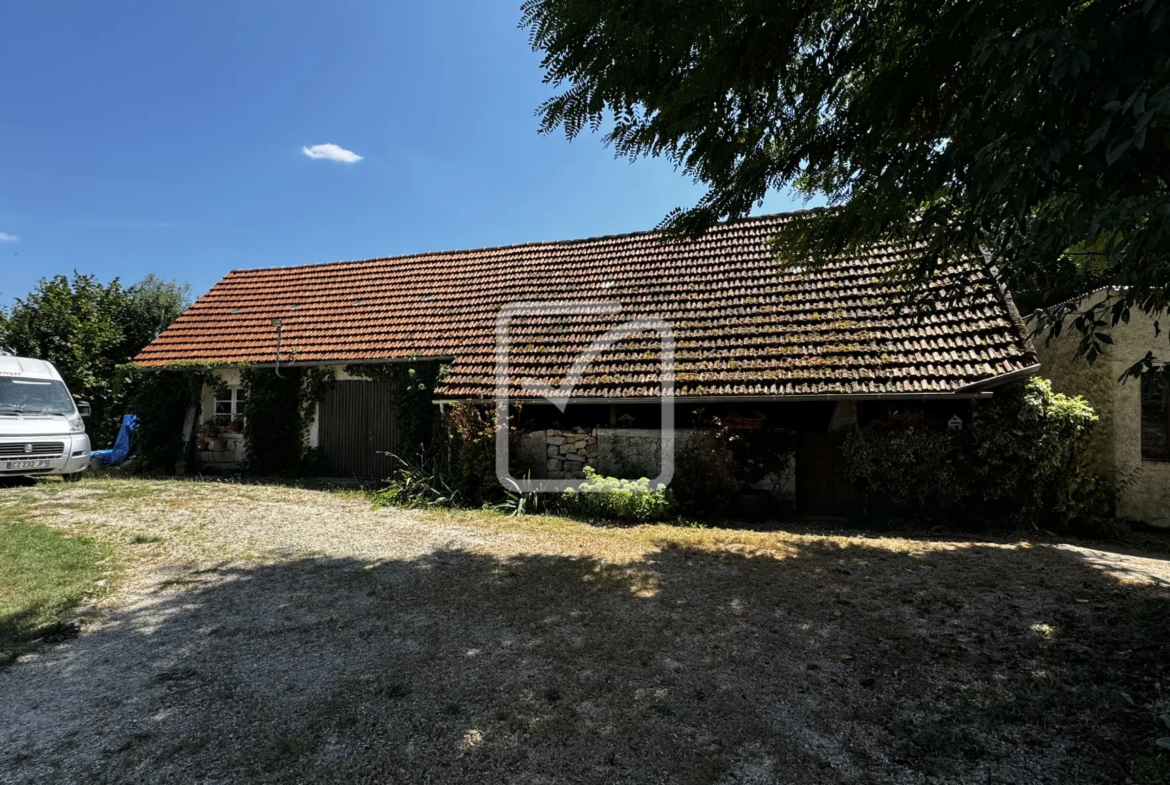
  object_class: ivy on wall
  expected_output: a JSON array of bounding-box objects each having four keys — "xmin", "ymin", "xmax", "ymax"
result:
[
  {"xmin": 343, "ymin": 361, "xmax": 447, "ymax": 461},
  {"xmin": 118, "ymin": 363, "xmax": 224, "ymax": 474},
  {"xmin": 240, "ymin": 366, "xmax": 335, "ymax": 476}
]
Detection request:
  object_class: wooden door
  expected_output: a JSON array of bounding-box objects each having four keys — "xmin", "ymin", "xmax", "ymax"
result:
[
  {"xmin": 796, "ymin": 433, "xmax": 858, "ymax": 518},
  {"xmin": 318, "ymin": 380, "xmax": 400, "ymax": 478}
]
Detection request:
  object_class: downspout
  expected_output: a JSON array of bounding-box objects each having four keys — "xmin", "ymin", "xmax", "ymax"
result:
[{"xmin": 271, "ymin": 318, "xmax": 285, "ymax": 379}]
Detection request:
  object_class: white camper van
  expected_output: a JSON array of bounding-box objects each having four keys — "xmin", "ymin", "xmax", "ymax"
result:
[{"xmin": 0, "ymin": 352, "xmax": 91, "ymax": 481}]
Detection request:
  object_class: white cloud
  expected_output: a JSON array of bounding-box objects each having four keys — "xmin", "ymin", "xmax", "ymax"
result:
[
  {"xmin": 0, "ymin": 232, "xmax": 18, "ymax": 242},
  {"xmin": 302, "ymin": 143, "xmax": 363, "ymax": 163}
]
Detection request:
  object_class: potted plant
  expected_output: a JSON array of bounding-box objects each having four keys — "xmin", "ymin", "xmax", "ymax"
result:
[
  {"xmin": 227, "ymin": 417, "xmax": 244, "ymax": 434},
  {"xmin": 197, "ymin": 421, "xmax": 218, "ymax": 451}
]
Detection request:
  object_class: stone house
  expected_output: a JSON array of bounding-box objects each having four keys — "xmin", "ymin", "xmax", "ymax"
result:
[
  {"xmin": 1031, "ymin": 291, "xmax": 1170, "ymax": 526},
  {"xmin": 135, "ymin": 211, "xmax": 1038, "ymax": 516}
]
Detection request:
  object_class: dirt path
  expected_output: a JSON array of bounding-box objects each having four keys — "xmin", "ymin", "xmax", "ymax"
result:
[{"xmin": 1, "ymin": 479, "xmax": 1168, "ymax": 784}]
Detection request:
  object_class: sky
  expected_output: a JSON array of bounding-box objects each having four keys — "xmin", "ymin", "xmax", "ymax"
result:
[{"xmin": 0, "ymin": 1, "xmax": 812, "ymax": 308}]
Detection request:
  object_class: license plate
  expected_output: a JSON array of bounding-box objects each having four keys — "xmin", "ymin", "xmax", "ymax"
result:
[{"xmin": 5, "ymin": 460, "xmax": 51, "ymax": 470}]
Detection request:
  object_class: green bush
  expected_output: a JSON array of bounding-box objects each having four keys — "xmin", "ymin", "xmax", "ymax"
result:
[
  {"xmin": 671, "ymin": 430, "xmax": 737, "ymax": 515},
  {"xmin": 447, "ymin": 401, "xmax": 501, "ymax": 506},
  {"xmin": 561, "ymin": 466, "xmax": 673, "ymax": 523},
  {"xmin": 671, "ymin": 422, "xmax": 796, "ymax": 516},
  {"xmin": 842, "ymin": 429, "xmax": 969, "ymax": 518},
  {"xmin": 969, "ymin": 377, "xmax": 1104, "ymax": 522},
  {"xmin": 240, "ymin": 367, "xmax": 334, "ymax": 476},
  {"xmin": 842, "ymin": 377, "xmax": 1104, "ymax": 527}
]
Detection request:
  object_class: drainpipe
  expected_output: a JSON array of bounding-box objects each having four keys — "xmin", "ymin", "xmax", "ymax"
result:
[{"xmin": 271, "ymin": 318, "xmax": 285, "ymax": 378}]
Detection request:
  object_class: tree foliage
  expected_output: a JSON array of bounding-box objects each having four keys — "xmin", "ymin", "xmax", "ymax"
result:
[
  {"xmin": 0, "ymin": 273, "xmax": 190, "ymax": 444},
  {"xmin": 524, "ymin": 0, "xmax": 1170, "ymax": 377}
]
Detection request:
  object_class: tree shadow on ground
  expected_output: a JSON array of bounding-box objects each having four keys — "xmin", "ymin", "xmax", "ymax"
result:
[{"xmin": 1, "ymin": 538, "xmax": 1168, "ymax": 784}]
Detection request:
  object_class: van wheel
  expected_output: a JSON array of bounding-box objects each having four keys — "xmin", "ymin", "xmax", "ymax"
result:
[{"xmin": 61, "ymin": 472, "xmax": 83, "ymax": 483}]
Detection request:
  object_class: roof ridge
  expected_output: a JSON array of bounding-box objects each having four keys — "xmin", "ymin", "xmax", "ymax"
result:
[{"xmin": 224, "ymin": 208, "xmax": 820, "ymax": 276}]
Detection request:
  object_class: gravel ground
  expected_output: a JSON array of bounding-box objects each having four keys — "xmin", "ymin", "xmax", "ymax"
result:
[{"xmin": 1, "ymin": 478, "xmax": 1168, "ymax": 784}]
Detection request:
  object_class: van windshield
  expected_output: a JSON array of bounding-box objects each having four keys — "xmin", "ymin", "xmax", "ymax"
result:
[{"xmin": 0, "ymin": 377, "xmax": 76, "ymax": 414}]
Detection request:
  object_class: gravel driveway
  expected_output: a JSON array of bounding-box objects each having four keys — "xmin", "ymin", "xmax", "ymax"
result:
[{"xmin": 1, "ymin": 479, "xmax": 1168, "ymax": 784}]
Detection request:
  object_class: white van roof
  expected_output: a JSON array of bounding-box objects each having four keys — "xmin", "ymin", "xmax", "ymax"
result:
[{"xmin": 0, "ymin": 355, "xmax": 64, "ymax": 382}]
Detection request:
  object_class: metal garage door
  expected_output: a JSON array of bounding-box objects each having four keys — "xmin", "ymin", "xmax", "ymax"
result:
[{"xmin": 318, "ymin": 380, "xmax": 400, "ymax": 478}]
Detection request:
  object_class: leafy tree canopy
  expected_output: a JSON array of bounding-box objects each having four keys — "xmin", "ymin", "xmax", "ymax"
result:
[
  {"xmin": 0, "ymin": 273, "xmax": 190, "ymax": 445},
  {"xmin": 523, "ymin": 0, "xmax": 1170, "ymax": 377}
]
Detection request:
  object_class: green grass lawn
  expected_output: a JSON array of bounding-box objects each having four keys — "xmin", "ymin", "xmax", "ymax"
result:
[{"xmin": 0, "ymin": 518, "xmax": 111, "ymax": 663}]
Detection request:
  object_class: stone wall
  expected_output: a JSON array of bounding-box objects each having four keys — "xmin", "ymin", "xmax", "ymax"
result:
[
  {"xmin": 517, "ymin": 427, "xmax": 599, "ymax": 480},
  {"xmin": 513, "ymin": 427, "xmax": 796, "ymax": 507},
  {"xmin": 1032, "ymin": 297, "xmax": 1170, "ymax": 526}
]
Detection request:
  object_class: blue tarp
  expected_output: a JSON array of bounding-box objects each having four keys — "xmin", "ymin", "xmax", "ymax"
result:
[{"xmin": 91, "ymin": 414, "xmax": 137, "ymax": 467}]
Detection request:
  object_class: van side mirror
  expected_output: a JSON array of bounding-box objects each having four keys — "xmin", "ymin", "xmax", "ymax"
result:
[{"xmin": 76, "ymin": 401, "xmax": 92, "ymax": 418}]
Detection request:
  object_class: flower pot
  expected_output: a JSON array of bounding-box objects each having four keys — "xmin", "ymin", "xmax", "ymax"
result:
[
  {"xmin": 196, "ymin": 439, "xmax": 209, "ymax": 451},
  {"xmin": 227, "ymin": 420, "xmax": 244, "ymax": 434},
  {"xmin": 210, "ymin": 438, "xmax": 228, "ymax": 451}
]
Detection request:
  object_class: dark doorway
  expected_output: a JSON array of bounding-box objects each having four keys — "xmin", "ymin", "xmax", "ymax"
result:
[
  {"xmin": 795, "ymin": 433, "xmax": 858, "ymax": 518},
  {"xmin": 318, "ymin": 380, "xmax": 399, "ymax": 478}
]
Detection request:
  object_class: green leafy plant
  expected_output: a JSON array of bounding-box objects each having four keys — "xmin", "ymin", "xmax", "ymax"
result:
[
  {"xmin": 372, "ymin": 451, "xmax": 458, "ymax": 509},
  {"xmin": 842, "ymin": 377, "xmax": 1105, "ymax": 526},
  {"xmin": 671, "ymin": 430, "xmax": 737, "ymax": 516},
  {"xmin": 447, "ymin": 400, "xmax": 510, "ymax": 506},
  {"xmin": 671, "ymin": 415, "xmax": 797, "ymax": 516},
  {"xmin": 842, "ymin": 429, "xmax": 969, "ymax": 520},
  {"xmin": 121, "ymin": 364, "xmax": 220, "ymax": 473},
  {"xmin": 970, "ymin": 377, "xmax": 1105, "ymax": 522},
  {"xmin": 523, "ymin": 0, "xmax": 1170, "ymax": 382},
  {"xmin": 561, "ymin": 466, "xmax": 673, "ymax": 523},
  {"xmin": 240, "ymin": 366, "xmax": 334, "ymax": 476},
  {"xmin": 495, "ymin": 473, "xmax": 557, "ymax": 517}
]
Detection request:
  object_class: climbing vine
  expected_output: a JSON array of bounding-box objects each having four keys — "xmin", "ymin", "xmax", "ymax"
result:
[
  {"xmin": 344, "ymin": 361, "xmax": 447, "ymax": 462},
  {"xmin": 239, "ymin": 366, "xmax": 335, "ymax": 476},
  {"xmin": 117, "ymin": 362, "xmax": 225, "ymax": 474}
]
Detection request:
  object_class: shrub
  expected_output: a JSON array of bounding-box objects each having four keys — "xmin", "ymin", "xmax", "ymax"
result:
[
  {"xmin": 842, "ymin": 429, "xmax": 969, "ymax": 519},
  {"xmin": 842, "ymin": 377, "xmax": 1105, "ymax": 526},
  {"xmin": 123, "ymin": 365, "xmax": 218, "ymax": 474},
  {"xmin": 969, "ymin": 377, "xmax": 1105, "ymax": 522},
  {"xmin": 561, "ymin": 466, "xmax": 673, "ymax": 523},
  {"xmin": 447, "ymin": 401, "xmax": 502, "ymax": 506},
  {"xmin": 671, "ymin": 430, "xmax": 737, "ymax": 515},
  {"xmin": 671, "ymin": 421, "xmax": 796, "ymax": 516},
  {"xmin": 240, "ymin": 366, "xmax": 335, "ymax": 476},
  {"xmin": 723, "ymin": 425, "xmax": 797, "ymax": 486}
]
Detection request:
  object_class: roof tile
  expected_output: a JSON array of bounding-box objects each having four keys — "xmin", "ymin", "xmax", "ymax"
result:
[{"xmin": 135, "ymin": 212, "xmax": 1035, "ymax": 398}]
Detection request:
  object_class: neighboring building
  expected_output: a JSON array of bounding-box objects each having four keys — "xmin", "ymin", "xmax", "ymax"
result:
[
  {"xmin": 1031, "ymin": 291, "xmax": 1170, "ymax": 526},
  {"xmin": 135, "ymin": 211, "xmax": 1038, "ymax": 515}
]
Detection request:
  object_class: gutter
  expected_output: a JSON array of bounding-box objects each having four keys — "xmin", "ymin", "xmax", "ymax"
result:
[
  {"xmin": 433, "ymin": 390, "xmax": 1003, "ymax": 406},
  {"xmin": 953, "ymin": 362, "xmax": 1041, "ymax": 393},
  {"xmin": 132, "ymin": 356, "xmax": 456, "ymax": 371}
]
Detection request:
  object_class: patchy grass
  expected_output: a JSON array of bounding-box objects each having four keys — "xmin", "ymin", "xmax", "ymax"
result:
[{"xmin": 0, "ymin": 518, "xmax": 111, "ymax": 663}]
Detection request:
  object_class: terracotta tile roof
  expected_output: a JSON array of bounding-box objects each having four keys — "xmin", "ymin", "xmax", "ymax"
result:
[{"xmin": 135, "ymin": 212, "xmax": 1037, "ymax": 399}]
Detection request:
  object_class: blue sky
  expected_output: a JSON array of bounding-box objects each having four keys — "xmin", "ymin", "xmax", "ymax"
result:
[{"xmin": 0, "ymin": 1, "xmax": 811, "ymax": 307}]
